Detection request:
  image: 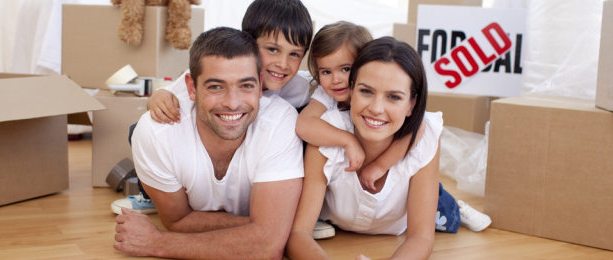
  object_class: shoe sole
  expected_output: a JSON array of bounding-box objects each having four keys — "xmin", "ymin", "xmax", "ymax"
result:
[
  {"xmin": 111, "ymin": 204, "xmax": 157, "ymax": 215},
  {"xmin": 464, "ymin": 218, "xmax": 492, "ymax": 232},
  {"xmin": 313, "ymin": 228, "xmax": 335, "ymax": 240}
]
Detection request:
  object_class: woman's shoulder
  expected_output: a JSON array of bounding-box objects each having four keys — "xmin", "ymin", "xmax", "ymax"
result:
[{"xmin": 398, "ymin": 112, "xmax": 444, "ymax": 170}]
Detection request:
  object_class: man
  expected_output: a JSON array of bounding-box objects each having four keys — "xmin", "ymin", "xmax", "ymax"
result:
[{"xmin": 114, "ymin": 27, "xmax": 304, "ymax": 259}]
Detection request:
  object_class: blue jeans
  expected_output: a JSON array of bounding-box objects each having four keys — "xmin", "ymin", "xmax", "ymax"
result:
[{"xmin": 435, "ymin": 183, "xmax": 460, "ymax": 233}]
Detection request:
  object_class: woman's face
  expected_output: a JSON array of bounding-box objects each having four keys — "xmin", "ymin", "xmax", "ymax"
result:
[{"xmin": 350, "ymin": 61, "xmax": 414, "ymax": 143}]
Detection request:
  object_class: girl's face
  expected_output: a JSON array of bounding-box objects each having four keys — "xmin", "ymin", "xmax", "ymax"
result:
[
  {"xmin": 350, "ymin": 61, "xmax": 414, "ymax": 143},
  {"xmin": 315, "ymin": 44, "xmax": 355, "ymax": 102}
]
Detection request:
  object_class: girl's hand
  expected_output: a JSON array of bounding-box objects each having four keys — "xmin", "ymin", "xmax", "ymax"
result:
[
  {"xmin": 344, "ymin": 138, "xmax": 365, "ymax": 172},
  {"xmin": 148, "ymin": 89, "xmax": 180, "ymax": 124},
  {"xmin": 359, "ymin": 163, "xmax": 386, "ymax": 193}
]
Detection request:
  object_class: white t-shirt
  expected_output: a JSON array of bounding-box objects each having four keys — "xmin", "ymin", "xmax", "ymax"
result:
[
  {"xmin": 318, "ymin": 110, "xmax": 443, "ymax": 235},
  {"xmin": 131, "ymin": 95, "xmax": 304, "ymax": 216},
  {"xmin": 164, "ymin": 70, "xmax": 312, "ymax": 109},
  {"xmin": 310, "ymin": 85, "xmax": 337, "ymax": 110}
]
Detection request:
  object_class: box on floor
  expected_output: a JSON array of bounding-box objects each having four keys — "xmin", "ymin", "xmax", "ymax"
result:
[
  {"xmin": 92, "ymin": 91, "xmax": 148, "ymax": 187},
  {"xmin": 62, "ymin": 4, "xmax": 205, "ymax": 89},
  {"xmin": 485, "ymin": 96, "xmax": 613, "ymax": 251},
  {"xmin": 0, "ymin": 74, "xmax": 104, "ymax": 206}
]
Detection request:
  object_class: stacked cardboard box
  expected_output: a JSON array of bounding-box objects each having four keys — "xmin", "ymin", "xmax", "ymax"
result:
[
  {"xmin": 0, "ymin": 74, "xmax": 103, "ymax": 205},
  {"xmin": 427, "ymin": 92, "xmax": 493, "ymax": 134},
  {"xmin": 62, "ymin": 4, "xmax": 204, "ymax": 89},
  {"xmin": 485, "ymin": 96, "xmax": 613, "ymax": 251},
  {"xmin": 62, "ymin": 4, "xmax": 204, "ymax": 186},
  {"xmin": 92, "ymin": 91, "xmax": 149, "ymax": 187}
]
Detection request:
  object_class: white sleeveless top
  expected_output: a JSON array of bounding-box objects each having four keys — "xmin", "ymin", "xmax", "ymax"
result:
[{"xmin": 318, "ymin": 109, "xmax": 443, "ymax": 235}]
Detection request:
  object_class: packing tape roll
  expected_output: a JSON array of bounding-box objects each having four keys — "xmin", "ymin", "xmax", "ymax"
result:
[{"xmin": 106, "ymin": 64, "xmax": 138, "ymax": 85}]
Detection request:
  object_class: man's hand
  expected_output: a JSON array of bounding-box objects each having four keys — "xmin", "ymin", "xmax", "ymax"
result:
[
  {"xmin": 356, "ymin": 254, "xmax": 372, "ymax": 260},
  {"xmin": 358, "ymin": 163, "xmax": 386, "ymax": 193},
  {"xmin": 344, "ymin": 137, "xmax": 365, "ymax": 172},
  {"xmin": 114, "ymin": 208, "xmax": 163, "ymax": 257},
  {"xmin": 148, "ymin": 89, "xmax": 181, "ymax": 124}
]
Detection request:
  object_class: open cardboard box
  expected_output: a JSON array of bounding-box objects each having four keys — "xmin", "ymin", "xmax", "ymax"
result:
[{"xmin": 0, "ymin": 74, "xmax": 104, "ymax": 206}]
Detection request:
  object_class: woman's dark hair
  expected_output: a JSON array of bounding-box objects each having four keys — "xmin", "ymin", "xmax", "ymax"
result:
[
  {"xmin": 349, "ymin": 36, "xmax": 428, "ymax": 151},
  {"xmin": 242, "ymin": 0, "xmax": 313, "ymax": 53}
]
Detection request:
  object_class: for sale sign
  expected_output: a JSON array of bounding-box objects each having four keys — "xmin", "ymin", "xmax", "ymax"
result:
[{"xmin": 416, "ymin": 5, "xmax": 526, "ymax": 97}]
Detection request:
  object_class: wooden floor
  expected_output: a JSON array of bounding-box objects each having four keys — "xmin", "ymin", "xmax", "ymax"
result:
[{"xmin": 1, "ymin": 139, "xmax": 611, "ymax": 259}]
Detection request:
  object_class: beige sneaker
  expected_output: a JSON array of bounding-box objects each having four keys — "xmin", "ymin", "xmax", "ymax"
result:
[
  {"xmin": 313, "ymin": 221, "xmax": 335, "ymax": 240},
  {"xmin": 458, "ymin": 200, "xmax": 491, "ymax": 232}
]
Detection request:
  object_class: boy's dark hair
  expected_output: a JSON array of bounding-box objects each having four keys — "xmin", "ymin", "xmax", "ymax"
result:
[
  {"xmin": 349, "ymin": 36, "xmax": 428, "ymax": 151},
  {"xmin": 189, "ymin": 27, "xmax": 261, "ymax": 85},
  {"xmin": 242, "ymin": 0, "xmax": 313, "ymax": 52}
]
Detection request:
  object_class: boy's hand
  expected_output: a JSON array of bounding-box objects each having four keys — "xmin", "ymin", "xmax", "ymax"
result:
[
  {"xmin": 358, "ymin": 163, "xmax": 386, "ymax": 193},
  {"xmin": 344, "ymin": 138, "xmax": 365, "ymax": 172},
  {"xmin": 148, "ymin": 89, "xmax": 180, "ymax": 124}
]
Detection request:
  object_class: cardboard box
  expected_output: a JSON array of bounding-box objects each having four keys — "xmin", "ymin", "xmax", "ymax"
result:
[
  {"xmin": 92, "ymin": 91, "xmax": 148, "ymax": 187},
  {"xmin": 427, "ymin": 92, "xmax": 493, "ymax": 134},
  {"xmin": 409, "ymin": 0, "xmax": 482, "ymax": 24},
  {"xmin": 393, "ymin": 23, "xmax": 417, "ymax": 47},
  {"xmin": 485, "ymin": 96, "xmax": 613, "ymax": 251},
  {"xmin": 0, "ymin": 74, "xmax": 104, "ymax": 206},
  {"xmin": 596, "ymin": 0, "xmax": 613, "ymax": 111},
  {"xmin": 62, "ymin": 4, "xmax": 205, "ymax": 88}
]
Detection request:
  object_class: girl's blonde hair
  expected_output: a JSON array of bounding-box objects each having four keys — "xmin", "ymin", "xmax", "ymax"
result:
[{"xmin": 307, "ymin": 21, "xmax": 373, "ymax": 84}]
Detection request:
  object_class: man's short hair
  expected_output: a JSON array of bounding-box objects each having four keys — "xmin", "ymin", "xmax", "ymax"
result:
[
  {"xmin": 189, "ymin": 27, "xmax": 261, "ymax": 85},
  {"xmin": 242, "ymin": 0, "xmax": 313, "ymax": 52}
]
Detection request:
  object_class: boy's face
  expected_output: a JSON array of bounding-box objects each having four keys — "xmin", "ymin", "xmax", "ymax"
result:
[{"xmin": 256, "ymin": 33, "xmax": 306, "ymax": 91}]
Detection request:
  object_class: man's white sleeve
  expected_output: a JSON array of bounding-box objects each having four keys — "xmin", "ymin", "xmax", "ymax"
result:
[{"xmin": 131, "ymin": 113, "xmax": 183, "ymax": 192}]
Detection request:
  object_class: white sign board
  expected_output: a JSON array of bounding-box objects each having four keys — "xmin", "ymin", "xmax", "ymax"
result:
[{"xmin": 416, "ymin": 5, "xmax": 526, "ymax": 97}]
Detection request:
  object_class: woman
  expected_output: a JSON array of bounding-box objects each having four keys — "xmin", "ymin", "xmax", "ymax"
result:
[{"xmin": 287, "ymin": 37, "xmax": 442, "ymax": 259}]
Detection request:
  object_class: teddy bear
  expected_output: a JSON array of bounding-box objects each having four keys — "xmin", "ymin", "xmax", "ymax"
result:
[{"xmin": 111, "ymin": 0, "xmax": 201, "ymax": 50}]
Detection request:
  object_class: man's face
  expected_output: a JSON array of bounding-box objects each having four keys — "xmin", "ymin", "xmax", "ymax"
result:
[
  {"xmin": 256, "ymin": 33, "xmax": 306, "ymax": 91},
  {"xmin": 187, "ymin": 55, "xmax": 261, "ymax": 141}
]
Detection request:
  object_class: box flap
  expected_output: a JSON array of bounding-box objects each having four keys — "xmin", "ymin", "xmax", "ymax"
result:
[
  {"xmin": 494, "ymin": 95, "xmax": 601, "ymax": 112},
  {"xmin": 0, "ymin": 74, "xmax": 105, "ymax": 122}
]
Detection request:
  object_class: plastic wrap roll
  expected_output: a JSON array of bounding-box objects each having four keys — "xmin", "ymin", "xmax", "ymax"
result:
[{"xmin": 522, "ymin": 0, "xmax": 603, "ymax": 99}]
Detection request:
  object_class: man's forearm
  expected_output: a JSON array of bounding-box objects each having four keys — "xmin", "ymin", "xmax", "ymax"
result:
[
  {"xmin": 154, "ymin": 221, "xmax": 286, "ymax": 259},
  {"xmin": 167, "ymin": 210, "xmax": 250, "ymax": 233}
]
